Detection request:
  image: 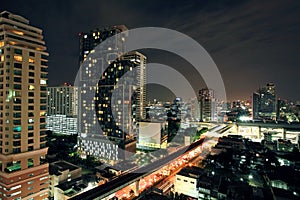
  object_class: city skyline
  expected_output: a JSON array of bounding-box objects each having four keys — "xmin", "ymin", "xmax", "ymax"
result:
[
  {"xmin": 1, "ymin": 0, "xmax": 300, "ymax": 101},
  {"xmin": 1, "ymin": 7, "xmax": 300, "ymax": 200}
]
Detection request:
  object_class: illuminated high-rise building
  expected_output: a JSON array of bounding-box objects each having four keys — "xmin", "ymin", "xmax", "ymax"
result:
[
  {"xmin": 198, "ymin": 88, "xmax": 217, "ymax": 122},
  {"xmin": 78, "ymin": 26, "xmax": 146, "ymax": 162},
  {"xmin": 252, "ymin": 82, "xmax": 277, "ymax": 120},
  {"xmin": 47, "ymin": 83, "xmax": 78, "ymax": 116},
  {"xmin": 46, "ymin": 84, "xmax": 78, "ymax": 135},
  {"xmin": 0, "ymin": 11, "xmax": 49, "ymax": 200}
]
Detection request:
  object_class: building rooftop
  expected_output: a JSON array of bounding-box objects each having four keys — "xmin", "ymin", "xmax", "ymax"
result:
[
  {"xmin": 0, "ymin": 10, "xmax": 29, "ymax": 24},
  {"xmin": 49, "ymin": 160, "xmax": 80, "ymax": 175},
  {"xmin": 139, "ymin": 192, "xmax": 170, "ymax": 200},
  {"xmin": 177, "ymin": 166, "xmax": 204, "ymax": 178},
  {"xmin": 56, "ymin": 177, "xmax": 87, "ymax": 197},
  {"xmin": 81, "ymin": 25, "xmax": 128, "ymax": 35}
]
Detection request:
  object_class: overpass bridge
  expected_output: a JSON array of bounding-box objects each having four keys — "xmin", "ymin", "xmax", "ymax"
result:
[
  {"xmin": 233, "ymin": 122, "xmax": 300, "ymax": 143},
  {"xmin": 236, "ymin": 121, "xmax": 300, "ymax": 130}
]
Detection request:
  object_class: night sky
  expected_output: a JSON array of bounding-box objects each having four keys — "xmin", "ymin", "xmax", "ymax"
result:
[{"xmin": 2, "ymin": 0, "xmax": 300, "ymax": 101}]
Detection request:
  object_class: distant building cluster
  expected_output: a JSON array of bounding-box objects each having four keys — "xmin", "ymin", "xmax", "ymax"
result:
[
  {"xmin": 224, "ymin": 82, "xmax": 300, "ymax": 123},
  {"xmin": 173, "ymin": 135, "xmax": 300, "ymax": 199},
  {"xmin": 139, "ymin": 97, "xmax": 202, "ymax": 150}
]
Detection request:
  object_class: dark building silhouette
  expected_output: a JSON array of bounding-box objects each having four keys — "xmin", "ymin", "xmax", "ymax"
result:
[{"xmin": 252, "ymin": 82, "xmax": 277, "ymax": 120}]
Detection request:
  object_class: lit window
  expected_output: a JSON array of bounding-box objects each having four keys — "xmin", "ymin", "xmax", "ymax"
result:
[
  {"xmin": 28, "ymin": 58, "xmax": 34, "ymax": 63},
  {"xmin": 40, "ymin": 111, "xmax": 46, "ymax": 116},
  {"xmin": 28, "ymin": 85, "xmax": 35, "ymax": 90},
  {"xmin": 40, "ymin": 79, "xmax": 47, "ymax": 85},
  {"xmin": 10, "ymin": 185, "xmax": 21, "ymax": 190},
  {"xmin": 11, "ymin": 190, "xmax": 21, "ymax": 196},
  {"xmin": 14, "ymin": 55, "xmax": 22, "ymax": 62},
  {"xmin": 39, "ymin": 176, "xmax": 48, "ymax": 181},
  {"xmin": 11, "ymin": 30, "xmax": 24, "ymax": 36}
]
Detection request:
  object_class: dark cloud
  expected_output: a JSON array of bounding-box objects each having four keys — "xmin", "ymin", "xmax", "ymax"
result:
[{"xmin": 1, "ymin": 0, "xmax": 300, "ymax": 101}]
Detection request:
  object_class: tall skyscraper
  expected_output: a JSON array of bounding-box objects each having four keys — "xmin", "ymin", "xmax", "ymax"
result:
[
  {"xmin": 47, "ymin": 83, "xmax": 78, "ymax": 116},
  {"xmin": 121, "ymin": 52, "xmax": 146, "ymax": 121},
  {"xmin": 77, "ymin": 26, "xmax": 146, "ymax": 162},
  {"xmin": 252, "ymin": 92, "xmax": 260, "ymax": 119},
  {"xmin": 188, "ymin": 97, "xmax": 200, "ymax": 121},
  {"xmin": 0, "ymin": 11, "xmax": 49, "ymax": 200},
  {"xmin": 198, "ymin": 88, "xmax": 217, "ymax": 122},
  {"xmin": 252, "ymin": 82, "xmax": 277, "ymax": 120}
]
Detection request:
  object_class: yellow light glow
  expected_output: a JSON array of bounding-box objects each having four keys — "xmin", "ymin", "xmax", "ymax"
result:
[
  {"xmin": 28, "ymin": 85, "xmax": 35, "ymax": 90},
  {"xmin": 29, "ymin": 58, "xmax": 34, "ymax": 63},
  {"xmin": 14, "ymin": 55, "xmax": 23, "ymax": 62},
  {"xmin": 11, "ymin": 30, "xmax": 24, "ymax": 36},
  {"xmin": 0, "ymin": 41, "xmax": 4, "ymax": 47}
]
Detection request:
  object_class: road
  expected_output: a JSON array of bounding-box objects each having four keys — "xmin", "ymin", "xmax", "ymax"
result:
[{"xmin": 71, "ymin": 124, "xmax": 230, "ymax": 200}]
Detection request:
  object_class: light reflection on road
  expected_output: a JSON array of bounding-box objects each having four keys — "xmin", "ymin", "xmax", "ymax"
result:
[{"xmin": 114, "ymin": 134, "xmax": 219, "ymax": 199}]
